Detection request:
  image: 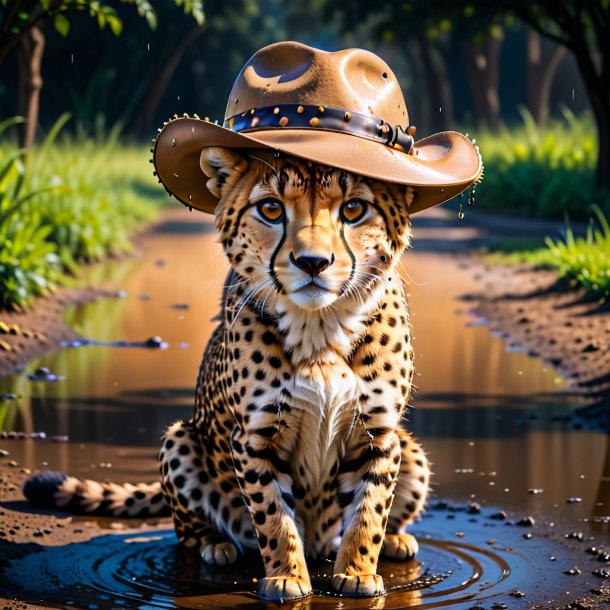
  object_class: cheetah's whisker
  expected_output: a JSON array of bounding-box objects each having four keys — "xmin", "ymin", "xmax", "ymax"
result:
[{"xmin": 230, "ymin": 278, "xmax": 274, "ymax": 329}]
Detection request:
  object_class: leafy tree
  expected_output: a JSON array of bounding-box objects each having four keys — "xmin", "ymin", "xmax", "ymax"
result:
[
  {"xmin": 489, "ymin": 0, "xmax": 610, "ymax": 190},
  {"xmin": 0, "ymin": 0, "xmax": 204, "ymax": 147},
  {"xmin": 355, "ymin": 1, "xmax": 610, "ymax": 191}
]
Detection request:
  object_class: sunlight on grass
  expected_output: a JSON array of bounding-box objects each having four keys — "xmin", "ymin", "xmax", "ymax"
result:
[
  {"xmin": 0, "ymin": 116, "xmax": 163, "ymax": 310},
  {"xmin": 485, "ymin": 206, "xmax": 610, "ymax": 302},
  {"xmin": 544, "ymin": 205, "xmax": 610, "ymax": 300},
  {"xmin": 476, "ymin": 108, "xmax": 606, "ymax": 219}
]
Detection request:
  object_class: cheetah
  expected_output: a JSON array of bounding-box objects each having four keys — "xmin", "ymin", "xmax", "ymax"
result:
[{"xmin": 24, "ymin": 149, "xmax": 431, "ymax": 601}]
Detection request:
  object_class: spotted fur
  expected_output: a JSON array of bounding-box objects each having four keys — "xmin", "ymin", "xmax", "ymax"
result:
[{"xmin": 24, "ymin": 149, "xmax": 431, "ymax": 601}]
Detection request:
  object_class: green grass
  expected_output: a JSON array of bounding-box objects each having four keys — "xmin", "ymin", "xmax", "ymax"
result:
[
  {"xmin": 543, "ymin": 206, "xmax": 610, "ymax": 300},
  {"xmin": 486, "ymin": 205, "xmax": 610, "ymax": 302},
  {"xmin": 475, "ymin": 107, "xmax": 608, "ymax": 219},
  {"xmin": 0, "ymin": 116, "xmax": 163, "ymax": 310}
]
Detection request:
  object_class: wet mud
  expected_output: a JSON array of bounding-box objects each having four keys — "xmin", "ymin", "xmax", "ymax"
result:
[{"xmin": 0, "ymin": 208, "xmax": 608, "ymax": 609}]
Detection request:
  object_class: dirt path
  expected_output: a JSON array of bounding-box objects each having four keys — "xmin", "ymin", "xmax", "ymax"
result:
[
  {"xmin": 0, "ymin": 206, "xmax": 608, "ymax": 609},
  {"xmin": 0, "ymin": 287, "xmax": 109, "ymax": 377}
]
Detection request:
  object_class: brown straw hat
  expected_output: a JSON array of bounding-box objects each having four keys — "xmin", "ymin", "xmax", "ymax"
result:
[{"xmin": 153, "ymin": 41, "xmax": 482, "ymax": 215}]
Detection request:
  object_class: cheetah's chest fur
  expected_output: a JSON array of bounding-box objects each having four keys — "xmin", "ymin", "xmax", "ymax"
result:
[{"xmin": 290, "ymin": 358, "xmax": 359, "ymax": 496}]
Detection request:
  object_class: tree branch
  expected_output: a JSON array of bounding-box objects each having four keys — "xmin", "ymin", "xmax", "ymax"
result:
[{"xmin": 500, "ymin": 2, "xmax": 571, "ymax": 48}]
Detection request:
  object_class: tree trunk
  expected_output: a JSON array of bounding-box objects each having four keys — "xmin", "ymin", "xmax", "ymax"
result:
[
  {"xmin": 418, "ymin": 35, "xmax": 455, "ymax": 131},
  {"xmin": 574, "ymin": 53, "xmax": 610, "ymax": 190},
  {"xmin": 525, "ymin": 31, "xmax": 566, "ymax": 124},
  {"xmin": 133, "ymin": 27, "xmax": 203, "ymax": 136},
  {"xmin": 591, "ymin": 95, "xmax": 610, "ymax": 191},
  {"xmin": 17, "ymin": 25, "xmax": 45, "ymax": 149},
  {"xmin": 463, "ymin": 34, "xmax": 502, "ymax": 131}
]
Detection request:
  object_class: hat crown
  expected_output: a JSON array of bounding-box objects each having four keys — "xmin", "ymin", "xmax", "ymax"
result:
[{"xmin": 225, "ymin": 41, "xmax": 409, "ymax": 127}]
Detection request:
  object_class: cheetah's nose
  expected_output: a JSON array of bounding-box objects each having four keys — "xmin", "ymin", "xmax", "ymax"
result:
[{"xmin": 290, "ymin": 253, "xmax": 334, "ymax": 277}]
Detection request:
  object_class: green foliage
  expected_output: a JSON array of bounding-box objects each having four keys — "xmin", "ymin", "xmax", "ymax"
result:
[
  {"xmin": 475, "ymin": 108, "xmax": 606, "ymax": 219},
  {"xmin": 543, "ymin": 205, "xmax": 610, "ymax": 301},
  {"xmin": 0, "ymin": 0, "xmax": 205, "ymax": 65},
  {"xmin": 486, "ymin": 206, "xmax": 610, "ymax": 302},
  {"xmin": 0, "ymin": 116, "xmax": 160, "ymax": 310}
]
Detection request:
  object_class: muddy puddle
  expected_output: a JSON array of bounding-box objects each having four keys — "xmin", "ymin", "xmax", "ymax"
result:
[{"xmin": 0, "ymin": 209, "xmax": 608, "ymax": 608}]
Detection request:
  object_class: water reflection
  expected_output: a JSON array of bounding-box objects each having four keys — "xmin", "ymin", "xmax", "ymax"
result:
[{"xmin": 0, "ymin": 209, "xmax": 607, "ymax": 523}]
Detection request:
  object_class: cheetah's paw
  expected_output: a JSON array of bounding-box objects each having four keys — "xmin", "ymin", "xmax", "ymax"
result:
[
  {"xmin": 381, "ymin": 533, "xmax": 419, "ymax": 560},
  {"xmin": 201, "ymin": 541, "xmax": 238, "ymax": 566},
  {"xmin": 331, "ymin": 573, "xmax": 385, "ymax": 597},
  {"xmin": 258, "ymin": 576, "xmax": 312, "ymax": 601}
]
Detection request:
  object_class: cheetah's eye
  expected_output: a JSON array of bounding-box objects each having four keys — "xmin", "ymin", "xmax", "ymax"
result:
[
  {"xmin": 340, "ymin": 199, "xmax": 368, "ymax": 224},
  {"xmin": 256, "ymin": 199, "xmax": 284, "ymax": 224}
]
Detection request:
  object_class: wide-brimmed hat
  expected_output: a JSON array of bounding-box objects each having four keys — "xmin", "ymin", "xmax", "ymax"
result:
[{"xmin": 153, "ymin": 41, "xmax": 482, "ymax": 215}]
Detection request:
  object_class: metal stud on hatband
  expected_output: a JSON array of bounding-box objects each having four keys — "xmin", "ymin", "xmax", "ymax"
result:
[
  {"xmin": 194, "ymin": 114, "xmax": 200, "ymax": 120},
  {"xmin": 273, "ymin": 107, "xmax": 280, "ymax": 115},
  {"xmin": 279, "ymin": 117, "xmax": 289, "ymax": 127},
  {"xmin": 297, "ymin": 105, "xmax": 304, "ymax": 113},
  {"xmin": 309, "ymin": 117, "xmax": 320, "ymax": 127},
  {"xmin": 251, "ymin": 117, "xmax": 260, "ymax": 127},
  {"xmin": 344, "ymin": 111, "xmax": 351, "ymax": 121},
  {"xmin": 319, "ymin": 106, "xmax": 325, "ymax": 113},
  {"xmin": 250, "ymin": 108, "xmax": 255, "ymax": 115}
]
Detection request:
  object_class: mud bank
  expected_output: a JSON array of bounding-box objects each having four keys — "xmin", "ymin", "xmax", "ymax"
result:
[
  {"xmin": 466, "ymin": 263, "xmax": 610, "ymax": 432},
  {"xmin": 0, "ymin": 287, "xmax": 110, "ymax": 377}
]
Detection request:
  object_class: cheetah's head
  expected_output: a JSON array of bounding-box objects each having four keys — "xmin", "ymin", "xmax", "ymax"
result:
[{"xmin": 201, "ymin": 147, "xmax": 412, "ymax": 313}]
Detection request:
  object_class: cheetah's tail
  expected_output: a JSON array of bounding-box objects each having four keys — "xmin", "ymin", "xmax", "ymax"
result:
[{"xmin": 23, "ymin": 471, "xmax": 170, "ymax": 518}]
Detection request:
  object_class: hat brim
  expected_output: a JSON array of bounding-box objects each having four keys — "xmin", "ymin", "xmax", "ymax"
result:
[{"xmin": 153, "ymin": 117, "xmax": 482, "ymax": 215}]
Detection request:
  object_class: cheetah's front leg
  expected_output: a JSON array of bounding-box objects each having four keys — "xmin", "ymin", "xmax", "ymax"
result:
[
  {"xmin": 333, "ymin": 431, "xmax": 402, "ymax": 597},
  {"xmin": 230, "ymin": 427, "xmax": 311, "ymax": 601}
]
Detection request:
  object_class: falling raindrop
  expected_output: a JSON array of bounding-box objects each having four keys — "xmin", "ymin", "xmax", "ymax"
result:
[
  {"xmin": 147, "ymin": 42, "xmax": 150, "ymax": 52},
  {"xmin": 70, "ymin": 53, "xmax": 74, "ymax": 64},
  {"xmin": 177, "ymin": 95, "xmax": 180, "ymax": 101},
  {"xmin": 439, "ymin": 106, "xmax": 442, "ymax": 113}
]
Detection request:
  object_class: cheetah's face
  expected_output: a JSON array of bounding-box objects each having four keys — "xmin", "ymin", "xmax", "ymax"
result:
[{"xmin": 201, "ymin": 148, "xmax": 412, "ymax": 312}]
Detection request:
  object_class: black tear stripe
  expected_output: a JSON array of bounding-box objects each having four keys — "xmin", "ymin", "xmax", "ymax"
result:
[
  {"xmin": 337, "ymin": 223, "xmax": 356, "ymax": 299},
  {"xmin": 268, "ymin": 213, "xmax": 287, "ymax": 299}
]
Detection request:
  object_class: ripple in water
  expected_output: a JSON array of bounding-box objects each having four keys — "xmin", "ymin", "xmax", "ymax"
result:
[{"xmin": 0, "ymin": 519, "xmax": 550, "ymax": 610}]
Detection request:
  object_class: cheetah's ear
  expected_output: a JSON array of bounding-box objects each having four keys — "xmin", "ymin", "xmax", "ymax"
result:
[{"xmin": 200, "ymin": 147, "xmax": 249, "ymax": 199}]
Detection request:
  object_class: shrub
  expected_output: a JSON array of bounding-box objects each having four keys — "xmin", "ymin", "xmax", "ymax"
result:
[
  {"xmin": 0, "ymin": 116, "xmax": 160, "ymax": 310},
  {"xmin": 544, "ymin": 205, "xmax": 610, "ymax": 301},
  {"xmin": 475, "ymin": 108, "xmax": 607, "ymax": 219}
]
